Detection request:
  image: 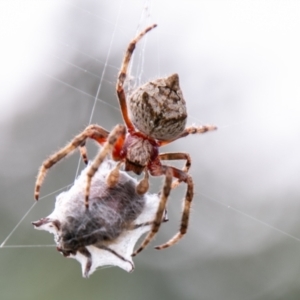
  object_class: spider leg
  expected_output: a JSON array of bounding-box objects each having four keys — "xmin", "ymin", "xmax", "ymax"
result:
[
  {"xmin": 79, "ymin": 141, "xmax": 88, "ymax": 164},
  {"xmin": 135, "ymin": 162, "xmax": 194, "ymax": 253},
  {"xmin": 158, "ymin": 124, "xmax": 217, "ymax": 146},
  {"xmin": 159, "ymin": 152, "xmax": 191, "ymax": 189},
  {"xmin": 116, "ymin": 24, "xmax": 157, "ymax": 132},
  {"xmin": 132, "ymin": 167, "xmax": 173, "ymax": 256},
  {"xmin": 34, "ymin": 125, "xmax": 109, "ymax": 200},
  {"xmin": 136, "ymin": 169, "xmax": 149, "ymax": 195},
  {"xmin": 85, "ymin": 124, "xmax": 126, "ymax": 208},
  {"xmin": 154, "ymin": 166, "xmax": 194, "ymax": 250}
]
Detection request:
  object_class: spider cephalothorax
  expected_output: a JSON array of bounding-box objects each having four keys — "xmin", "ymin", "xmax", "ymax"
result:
[
  {"xmin": 120, "ymin": 132, "xmax": 158, "ymax": 175},
  {"xmin": 34, "ymin": 24, "xmax": 217, "ymax": 256}
]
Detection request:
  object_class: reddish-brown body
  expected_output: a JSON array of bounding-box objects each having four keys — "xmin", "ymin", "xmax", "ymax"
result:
[{"xmin": 115, "ymin": 133, "xmax": 159, "ymax": 175}]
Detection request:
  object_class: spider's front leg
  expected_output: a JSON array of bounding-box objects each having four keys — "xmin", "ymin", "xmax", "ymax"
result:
[
  {"xmin": 34, "ymin": 125, "xmax": 109, "ymax": 201},
  {"xmin": 85, "ymin": 124, "xmax": 126, "ymax": 208},
  {"xmin": 116, "ymin": 24, "xmax": 157, "ymax": 132}
]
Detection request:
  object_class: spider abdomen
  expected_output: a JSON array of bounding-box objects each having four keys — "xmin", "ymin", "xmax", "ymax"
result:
[{"xmin": 129, "ymin": 73, "xmax": 187, "ymax": 141}]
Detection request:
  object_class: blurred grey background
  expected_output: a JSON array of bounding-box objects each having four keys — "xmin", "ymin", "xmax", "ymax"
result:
[{"xmin": 0, "ymin": 1, "xmax": 300, "ymax": 299}]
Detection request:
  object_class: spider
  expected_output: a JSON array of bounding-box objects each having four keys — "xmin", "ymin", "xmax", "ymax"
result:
[{"xmin": 34, "ymin": 24, "xmax": 217, "ymax": 256}]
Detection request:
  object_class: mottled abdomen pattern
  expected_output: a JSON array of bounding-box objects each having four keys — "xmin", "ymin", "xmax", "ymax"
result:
[{"xmin": 129, "ymin": 73, "xmax": 187, "ymax": 140}]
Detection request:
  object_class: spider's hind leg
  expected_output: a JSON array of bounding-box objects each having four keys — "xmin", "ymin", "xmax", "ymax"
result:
[
  {"xmin": 132, "ymin": 163, "xmax": 194, "ymax": 255},
  {"xmin": 155, "ymin": 171, "xmax": 193, "ymax": 250},
  {"xmin": 132, "ymin": 167, "xmax": 173, "ymax": 256}
]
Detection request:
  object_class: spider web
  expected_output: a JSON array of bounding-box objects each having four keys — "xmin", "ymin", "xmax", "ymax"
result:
[{"xmin": 1, "ymin": 1, "xmax": 300, "ymax": 299}]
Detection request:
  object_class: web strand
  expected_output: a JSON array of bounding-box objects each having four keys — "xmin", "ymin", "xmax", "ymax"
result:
[
  {"xmin": 199, "ymin": 192, "xmax": 300, "ymax": 243},
  {"xmin": 0, "ymin": 183, "xmax": 73, "ymax": 248},
  {"xmin": 73, "ymin": 0, "xmax": 125, "ymax": 181},
  {"xmin": 0, "ymin": 202, "xmax": 37, "ymax": 248},
  {"xmin": 40, "ymin": 71, "xmax": 118, "ymax": 112}
]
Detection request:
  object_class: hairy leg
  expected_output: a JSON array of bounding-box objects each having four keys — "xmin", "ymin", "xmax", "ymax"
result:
[
  {"xmin": 34, "ymin": 125, "xmax": 109, "ymax": 200},
  {"xmin": 85, "ymin": 124, "xmax": 126, "ymax": 208},
  {"xmin": 155, "ymin": 171, "xmax": 193, "ymax": 250},
  {"xmin": 132, "ymin": 167, "xmax": 173, "ymax": 256},
  {"xmin": 158, "ymin": 124, "xmax": 217, "ymax": 146},
  {"xmin": 133, "ymin": 162, "xmax": 194, "ymax": 253},
  {"xmin": 159, "ymin": 152, "xmax": 191, "ymax": 189},
  {"xmin": 116, "ymin": 24, "xmax": 157, "ymax": 132}
]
